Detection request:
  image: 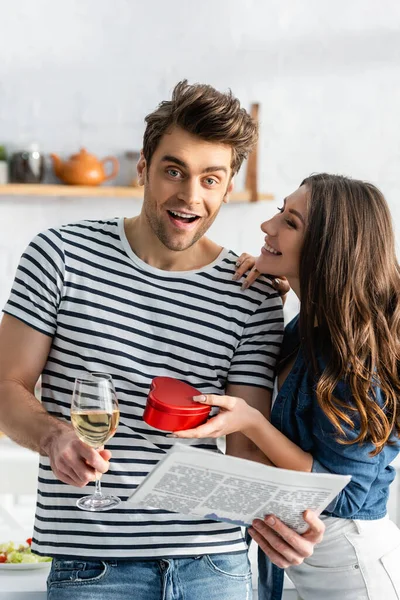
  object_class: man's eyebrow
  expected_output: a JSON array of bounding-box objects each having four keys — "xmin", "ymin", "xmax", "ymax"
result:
[
  {"xmin": 161, "ymin": 155, "xmax": 187, "ymax": 168},
  {"xmin": 161, "ymin": 155, "xmax": 228, "ymax": 175},
  {"xmin": 202, "ymin": 165, "xmax": 228, "ymax": 174}
]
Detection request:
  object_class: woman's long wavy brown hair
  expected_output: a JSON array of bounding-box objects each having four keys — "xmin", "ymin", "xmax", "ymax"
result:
[{"xmin": 299, "ymin": 173, "xmax": 400, "ymax": 455}]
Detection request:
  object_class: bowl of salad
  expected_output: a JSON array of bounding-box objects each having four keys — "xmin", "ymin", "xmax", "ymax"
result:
[{"xmin": 0, "ymin": 538, "xmax": 52, "ymax": 570}]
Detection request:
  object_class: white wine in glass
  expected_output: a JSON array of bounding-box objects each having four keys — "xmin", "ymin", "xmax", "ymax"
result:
[{"xmin": 70, "ymin": 373, "xmax": 120, "ymax": 511}]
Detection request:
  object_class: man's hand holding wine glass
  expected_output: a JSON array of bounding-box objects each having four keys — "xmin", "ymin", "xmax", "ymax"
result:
[
  {"xmin": 40, "ymin": 372, "xmax": 120, "ymax": 511},
  {"xmin": 67, "ymin": 372, "xmax": 120, "ymax": 511},
  {"xmin": 42, "ymin": 424, "xmax": 111, "ymax": 488}
]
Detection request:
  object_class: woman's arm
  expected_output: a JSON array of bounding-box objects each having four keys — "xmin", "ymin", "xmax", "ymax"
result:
[
  {"xmin": 171, "ymin": 393, "xmax": 313, "ymax": 472},
  {"xmin": 245, "ymin": 407, "xmax": 313, "ymax": 471}
]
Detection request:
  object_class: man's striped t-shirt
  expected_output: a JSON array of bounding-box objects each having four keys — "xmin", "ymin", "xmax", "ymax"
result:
[{"xmin": 3, "ymin": 217, "xmax": 284, "ymax": 559}]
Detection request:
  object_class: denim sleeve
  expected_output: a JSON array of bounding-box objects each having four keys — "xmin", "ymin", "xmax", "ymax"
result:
[{"xmin": 312, "ymin": 398, "xmax": 381, "ymax": 518}]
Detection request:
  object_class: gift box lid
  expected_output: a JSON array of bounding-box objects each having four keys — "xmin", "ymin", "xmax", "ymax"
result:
[{"xmin": 147, "ymin": 377, "xmax": 211, "ymax": 416}]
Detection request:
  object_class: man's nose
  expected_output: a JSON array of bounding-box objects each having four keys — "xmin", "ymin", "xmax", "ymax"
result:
[{"xmin": 177, "ymin": 178, "xmax": 201, "ymax": 204}]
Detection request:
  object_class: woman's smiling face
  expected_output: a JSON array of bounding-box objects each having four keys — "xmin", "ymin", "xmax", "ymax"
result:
[{"xmin": 255, "ymin": 185, "xmax": 308, "ymax": 296}]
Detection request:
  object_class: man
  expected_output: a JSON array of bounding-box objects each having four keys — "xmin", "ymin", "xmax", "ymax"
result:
[{"xmin": 0, "ymin": 81, "xmax": 324, "ymax": 600}]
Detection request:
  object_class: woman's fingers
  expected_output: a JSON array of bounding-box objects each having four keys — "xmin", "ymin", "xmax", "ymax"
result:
[
  {"xmin": 260, "ymin": 515, "xmax": 316, "ymax": 555},
  {"xmin": 169, "ymin": 418, "xmax": 222, "ymax": 439},
  {"xmin": 248, "ymin": 527, "xmax": 294, "ymax": 569},
  {"xmin": 234, "ymin": 254, "xmax": 291, "ymax": 295},
  {"xmin": 301, "ymin": 510, "xmax": 325, "ymax": 544},
  {"xmin": 241, "ymin": 266, "xmax": 261, "ymax": 290},
  {"xmin": 235, "ymin": 253, "xmax": 255, "ymax": 269},
  {"xmin": 170, "ymin": 401, "xmax": 240, "ymax": 438},
  {"xmin": 269, "ymin": 276, "xmax": 291, "ymax": 298},
  {"xmin": 248, "ymin": 513, "xmax": 321, "ymax": 568},
  {"xmin": 192, "ymin": 394, "xmax": 237, "ymax": 409},
  {"xmin": 233, "ymin": 254, "xmax": 257, "ymax": 282},
  {"xmin": 170, "ymin": 394, "xmax": 251, "ymax": 439}
]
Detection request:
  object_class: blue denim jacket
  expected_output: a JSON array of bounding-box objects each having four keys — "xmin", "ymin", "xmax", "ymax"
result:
[{"xmin": 257, "ymin": 314, "xmax": 400, "ymax": 600}]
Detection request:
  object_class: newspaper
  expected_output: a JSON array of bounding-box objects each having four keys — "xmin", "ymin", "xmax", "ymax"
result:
[{"xmin": 128, "ymin": 444, "xmax": 351, "ymax": 533}]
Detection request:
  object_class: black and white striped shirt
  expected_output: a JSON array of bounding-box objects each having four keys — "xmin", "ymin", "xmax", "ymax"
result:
[{"xmin": 4, "ymin": 218, "xmax": 284, "ymax": 559}]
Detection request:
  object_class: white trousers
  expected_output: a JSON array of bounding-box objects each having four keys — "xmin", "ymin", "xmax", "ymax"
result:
[{"xmin": 286, "ymin": 515, "xmax": 400, "ymax": 600}]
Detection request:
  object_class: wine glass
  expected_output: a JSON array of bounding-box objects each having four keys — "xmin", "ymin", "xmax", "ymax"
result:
[{"xmin": 70, "ymin": 372, "xmax": 120, "ymax": 511}]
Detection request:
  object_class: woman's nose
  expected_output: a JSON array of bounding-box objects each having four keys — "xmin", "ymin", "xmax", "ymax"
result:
[{"xmin": 261, "ymin": 217, "xmax": 276, "ymax": 236}]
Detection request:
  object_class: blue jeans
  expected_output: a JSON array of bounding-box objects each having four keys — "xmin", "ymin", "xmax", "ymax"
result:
[{"xmin": 47, "ymin": 552, "xmax": 252, "ymax": 600}]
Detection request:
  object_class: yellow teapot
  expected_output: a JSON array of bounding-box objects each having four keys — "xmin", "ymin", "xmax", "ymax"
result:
[{"xmin": 50, "ymin": 148, "xmax": 119, "ymax": 186}]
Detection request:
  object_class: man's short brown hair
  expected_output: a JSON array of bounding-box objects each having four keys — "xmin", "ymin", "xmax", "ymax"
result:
[{"xmin": 143, "ymin": 80, "xmax": 258, "ymax": 175}]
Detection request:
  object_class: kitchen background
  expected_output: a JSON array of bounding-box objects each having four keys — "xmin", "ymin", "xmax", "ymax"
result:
[
  {"xmin": 0, "ymin": 0, "xmax": 400, "ymax": 316},
  {"xmin": 1, "ymin": 1, "xmax": 400, "ymax": 597}
]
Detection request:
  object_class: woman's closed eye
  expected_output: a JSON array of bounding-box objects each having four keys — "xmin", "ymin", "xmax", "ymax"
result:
[
  {"xmin": 285, "ymin": 219, "xmax": 297, "ymax": 229},
  {"xmin": 277, "ymin": 207, "xmax": 297, "ymax": 229}
]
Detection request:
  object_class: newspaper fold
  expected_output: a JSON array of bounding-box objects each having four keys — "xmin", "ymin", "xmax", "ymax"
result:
[{"xmin": 127, "ymin": 444, "xmax": 351, "ymax": 533}]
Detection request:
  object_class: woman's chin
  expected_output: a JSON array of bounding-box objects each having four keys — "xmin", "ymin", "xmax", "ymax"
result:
[{"xmin": 255, "ymin": 255, "xmax": 274, "ymax": 275}]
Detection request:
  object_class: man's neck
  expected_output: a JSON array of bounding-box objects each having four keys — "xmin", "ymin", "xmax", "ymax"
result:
[{"xmin": 124, "ymin": 216, "xmax": 223, "ymax": 272}]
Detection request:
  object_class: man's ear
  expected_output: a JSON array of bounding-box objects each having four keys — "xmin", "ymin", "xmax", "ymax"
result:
[
  {"xmin": 223, "ymin": 177, "xmax": 234, "ymax": 204},
  {"xmin": 137, "ymin": 151, "xmax": 147, "ymax": 186}
]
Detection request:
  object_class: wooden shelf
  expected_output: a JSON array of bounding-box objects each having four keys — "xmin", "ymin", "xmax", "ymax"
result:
[
  {"xmin": 0, "ymin": 184, "xmax": 143, "ymax": 198},
  {"xmin": 0, "ymin": 184, "xmax": 273, "ymax": 202}
]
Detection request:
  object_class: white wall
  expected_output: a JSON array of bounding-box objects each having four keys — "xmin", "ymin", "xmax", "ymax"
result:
[{"xmin": 0, "ymin": 0, "xmax": 399, "ymax": 319}]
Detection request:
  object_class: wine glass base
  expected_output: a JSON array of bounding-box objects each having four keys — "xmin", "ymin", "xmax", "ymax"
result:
[{"xmin": 76, "ymin": 494, "xmax": 121, "ymax": 512}]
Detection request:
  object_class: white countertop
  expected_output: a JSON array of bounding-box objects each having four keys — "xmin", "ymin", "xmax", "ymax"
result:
[
  {"xmin": 0, "ymin": 437, "xmax": 39, "ymax": 495},
  {"xmin": 0, "ymin": 565, "xmax": 49, "ymax": 599},
  {"xmin": 0, "ymin": 437, "xmax": 44, "ymax": 597}
]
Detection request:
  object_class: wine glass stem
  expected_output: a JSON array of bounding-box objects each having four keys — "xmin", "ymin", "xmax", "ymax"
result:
[{"xmin": 94, "ymin": 471, "xmax": 102, "ymax": 497}]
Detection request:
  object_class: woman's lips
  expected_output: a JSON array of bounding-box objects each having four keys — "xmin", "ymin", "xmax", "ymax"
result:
[{"xmin": 261, "ymin": 243, "xmax": 282, "ymax": 256}]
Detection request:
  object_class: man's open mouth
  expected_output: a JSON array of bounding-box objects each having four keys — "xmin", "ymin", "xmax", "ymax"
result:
[{"xmin": 167, "ymin": 210, "xmax": 200, "ymax": 224}]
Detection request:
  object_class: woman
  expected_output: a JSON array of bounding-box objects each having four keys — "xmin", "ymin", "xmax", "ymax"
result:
[{"xmin": 173, "ymin": 174, "xmax": 400, "ymax": 599}]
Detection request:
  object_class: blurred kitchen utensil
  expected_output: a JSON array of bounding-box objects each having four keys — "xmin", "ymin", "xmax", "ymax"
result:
[
  {"xmin": 9, "ymin": 143, "xmax": 44, "ymax": 184},
  {"xmin": 0, "ymin": 145, "xmax": 8, "ymax": 184},
  {"xmin": 50, "ymin": 148, "xmax": 119, "ymax": 186}
]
